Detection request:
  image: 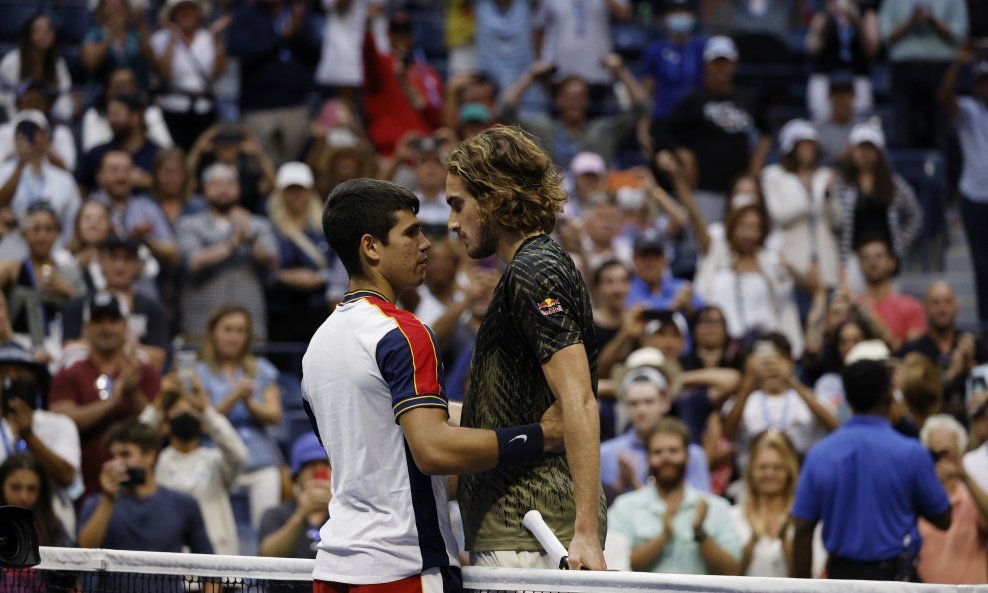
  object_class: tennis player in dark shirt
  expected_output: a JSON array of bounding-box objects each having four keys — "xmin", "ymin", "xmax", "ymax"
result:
[{"xmin": 445, "ymin": 126, "xmax": 607, "ymax": 571}]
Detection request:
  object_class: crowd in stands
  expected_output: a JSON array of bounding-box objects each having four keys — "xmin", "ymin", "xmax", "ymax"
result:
[{"xmin": 1, "ymin": 0, "xmax": 988, "ymax": 584}]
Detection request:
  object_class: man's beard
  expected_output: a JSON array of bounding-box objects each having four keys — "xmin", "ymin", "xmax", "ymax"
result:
[
  {"xmin": 466, "ymin": 216, "xmax": 499, "ymax": 259},
  {"xmin": 211, "ymin": 200, "xmax": 237, "ymax": 214},
  {"xmin": 652, "ymin": 462, "xmax": 687, "ymax": 491}
]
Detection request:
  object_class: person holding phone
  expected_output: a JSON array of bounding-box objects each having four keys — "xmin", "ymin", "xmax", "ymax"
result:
[
  {"xmin": 258, "ymin": 432, "xmax": 331, "ymax": 559},
  {"xmin": 77, "ymin": 418, "xmax": 213, "ymax": 556},
  {"xmin": 138, "ymin": 368, "xmax": 247, "ymax": 556}
]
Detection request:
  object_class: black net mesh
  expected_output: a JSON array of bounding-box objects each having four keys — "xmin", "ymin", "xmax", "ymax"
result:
[{"xmin": 0, "ymin": 569, "xmax": 312, "ymax": 593}]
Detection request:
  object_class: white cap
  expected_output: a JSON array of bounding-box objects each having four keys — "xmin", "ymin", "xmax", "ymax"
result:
[
  {"xmin": 844, "ymin": 339, "xmax": 892, "ymax": 365},
  {"xmin": 276, "ymin": 162, "xmax": 315, "ymax": 190},
  {"xmin": 570, "ymin": 152, "xmax": 606, "ymax": 176},
  {"xmin": 626, "ymin": 346, "xmax": 666, "ymax": 370},
  {"xmin": 202, "ymin": 162, "xmax": 238, "ymax": 185},
  {"xmin": 778, "ymin": 119, "xmax": 818, "ymax": 155},
  {"xmin": 704, "ymin": 36, "xmax": 738, "ymax": 62},
  {"xmin": 164, "ymin": 0, "xmax": 202, "ymax": 19},
  {"xmin": 848, "ymin": 122, "xmax": 885, "ymax": 150},
  {"xmin": 14, "ymin": 109, "xmax": 50, "ymax": 135},
  {"xmin": 619, "ymin": 366, "xmax": 669, "ymax": 398}
]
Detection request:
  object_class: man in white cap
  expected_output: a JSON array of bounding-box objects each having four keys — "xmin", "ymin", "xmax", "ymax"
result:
[
  {"xmin": 651, "ymin": 36, "xmax": 770, "ymax": 225},
  {"xmin": 0, "ymin": 109, "xmax": 80, "ymax": 246},
  {"xmin": 565, "ymin": 151, "xmax": 607, "ymax": 219},
  {"xmin": 177, "ymin": 163, "xmax": 279, "ymax": 339},
  {"xmin": 600, "ymin": 348, "xmax": 714, "ymax": 503}
]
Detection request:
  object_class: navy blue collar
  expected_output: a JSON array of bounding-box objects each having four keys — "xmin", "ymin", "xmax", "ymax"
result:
[
  {"xmin": 341, "ymin": 289, "xmax": 389, "ymax": 304},
  {"xmin": 845, "ymin": 415, "xmax": 891, "ymax": 427}
]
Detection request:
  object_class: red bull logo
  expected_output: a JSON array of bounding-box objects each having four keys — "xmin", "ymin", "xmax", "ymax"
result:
[{"xmin": 538, "ymin": 297, "xmax": 563, "ymax": 316}]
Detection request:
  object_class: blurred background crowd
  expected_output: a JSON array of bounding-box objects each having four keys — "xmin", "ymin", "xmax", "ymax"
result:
[{"xmin": 0, "ymin": 0, "xmax": 988, "ymax": 584}]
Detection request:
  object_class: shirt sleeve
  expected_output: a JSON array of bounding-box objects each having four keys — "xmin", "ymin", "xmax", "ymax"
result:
[
  {"xmin": 790, "ymin": 452, "xmax": 822, "ymax": 521},
  {"xmin": 687, "ymin": 444, "xmax": 712, "ymax": 493},
  {"xmin": 376, "ymin": 322, "xmax": 448, "ymax": 423},
  {"xmin": 605, "ymin": 495, "xmax": 636, "ymax": 541},
  {"xmin": 911, "ymin": 446, "xmax": 951, "ymax": 520},
  {"xmin": 704, "ymin": 497, "xmax": 742, "ymax": 561},
  {"xmin": 505, "ymin": 263, "xmax": 587, "ymax": 364},
  {"xmin": 182, "ymin": 493, "xmax": 215, "ymax": 554}
]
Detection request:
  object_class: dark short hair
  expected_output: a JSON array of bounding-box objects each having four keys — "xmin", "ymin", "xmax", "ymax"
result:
[
  {"xmin": 591, "ymin": 258, "xmax": 628, "ymax": 287},
  {"xmin": 104, "ymin": 419, "xmax": 160, "ymax": 453},
  {"xmin": 643, "ymin": 417, "xmax": 692, "ymax": 451},
  {"xmin": 322, "ymin": 178, "xmax": 420, "ymax": 279},
  {"xmin": 841, "ymin": 359, "xmax": 891, "ymax": 413},
  {"xmin": 744, "ymin": 331, "xmax": 792, "ymax": 361}
]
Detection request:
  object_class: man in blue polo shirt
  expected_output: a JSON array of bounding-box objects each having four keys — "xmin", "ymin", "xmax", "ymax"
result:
[
  {"xmin": 625, "ymin": 228, "xmax": 702, "ymax": 315},
  {"xmin": 790, "ymin": 358, "xmax": 951, "ymax": 581}
]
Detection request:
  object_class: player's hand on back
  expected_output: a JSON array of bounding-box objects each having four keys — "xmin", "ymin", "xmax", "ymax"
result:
[{"xmin": 539, "ymin": 402, "xmax": 566, "ymax": 453}]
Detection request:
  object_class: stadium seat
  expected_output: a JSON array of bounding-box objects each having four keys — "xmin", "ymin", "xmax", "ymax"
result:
[
  {"xmin": 53, "ymin": 1, "xmax": 92, "ymax": 45},
  {"xmin": 414, "ymin": 13, "xmax": 446, "ymax": 60},
  {"xmin": 0, "ymin": 2, "xmax": 44, "ymax": 42},
  {"xmin": 277, "ymin": 371, "xmax": 304, "ymax": 410}
]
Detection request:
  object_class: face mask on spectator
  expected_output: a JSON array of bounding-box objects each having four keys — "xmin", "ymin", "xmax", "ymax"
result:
[
  {"xmin": 616, "ymin": 187, "xmax": 645, "ymax": 210},
  {"xmin": 665, "ymin": 13, "xmax": 695, "ymax": 34},
  {"xmin": 169, "ymin": 414, "xmax": 202, "ymax": 441}
]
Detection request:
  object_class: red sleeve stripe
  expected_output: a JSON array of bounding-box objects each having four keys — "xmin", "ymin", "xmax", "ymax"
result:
[{"xmin": 366, "ymin": 299, "xmax": 443, "ymax": 397}]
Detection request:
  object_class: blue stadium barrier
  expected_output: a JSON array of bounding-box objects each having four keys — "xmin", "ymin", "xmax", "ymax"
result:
[{"xmin": 277, "ymin": 371, "xmax": 305, "ymax": 410}]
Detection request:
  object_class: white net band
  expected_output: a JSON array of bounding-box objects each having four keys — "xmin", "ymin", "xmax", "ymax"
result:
[{"xmin": 27, "ymin": 547, "xmax": 988, "ymax": 593}]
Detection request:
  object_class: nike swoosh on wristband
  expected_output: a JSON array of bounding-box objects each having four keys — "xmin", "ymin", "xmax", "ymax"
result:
[{"xmin": 509, "ymin": 434, "xmax": 528, "ymax": 444}]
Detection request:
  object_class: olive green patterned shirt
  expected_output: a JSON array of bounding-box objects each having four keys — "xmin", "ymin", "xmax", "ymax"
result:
[{"xmin": 458, "ymin": 234, "xmax": 608, "ymax": 552}]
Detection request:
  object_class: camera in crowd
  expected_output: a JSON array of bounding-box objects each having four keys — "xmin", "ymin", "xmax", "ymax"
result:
[{"xmin": 0, "ymin": 506, "xmax": 41, "ymax": 569}]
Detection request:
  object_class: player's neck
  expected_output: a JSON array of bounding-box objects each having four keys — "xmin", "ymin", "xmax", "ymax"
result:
[
  {"xmin": 347, "ymin": 278, "xmax": 395, "ymax": 304},
  {"xmin": 496, "ymin": 230, "xmax": 541, "ymax": 264}
]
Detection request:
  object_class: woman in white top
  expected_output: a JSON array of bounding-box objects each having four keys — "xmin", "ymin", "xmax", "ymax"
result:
[
  {"xmin": 724, "ymin": 332, "xmax": 838, "ymax": 469},
  {"xmin": 150, "ymin": 0, "xmax": 227, "ymax": 150},
  {"xmin": 730, "ymin": 429, "xmax": 799, "ymax": 577},
  {"xmin": 0, "ymin": 14, "xmax": 73, "ymax": 122},
  {"xmin": 761, "ymin": 119, "xmax": 841, "ymax": 293},
  {"xmin": 694, "ymin": 203, "xmax": 805, "ymax": 358}
]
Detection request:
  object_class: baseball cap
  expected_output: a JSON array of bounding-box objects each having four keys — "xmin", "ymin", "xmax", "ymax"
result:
[
  {"xmin": 844, "ymin": 339, "xmax": 894, "ymax": 365},
  {"xmin": 703, "ymin": 36, "xmax": 738, "ymax": 62},
  {"xmin": 83, "ymin": 292, "xmax": 128, "ymax": 323},
  {"xmin": 570, "ymin": 152, "xmax": 606, "ymax": 177},
  {"xmin": 459, "ymin": 103, "xmax": 492, "ymax": 125},
  {"xmin": 828, "ymin": 69, "xmax": 855, "ymax": 92},
  {"xmin": 624, "ymin": 346, "xmax": 679, "ymax": 388},
  {"xmin": 14, "ymin": 109, "xmax": 50, "ymax": 136},
  {"xmin": 202, "ymin": 162, "xmax": 238, "ymax": 185},
  {"xmin": 643, "ymin": 310, "xmax": 690, "ymax": 340},
  {"xmin": 100, "ymin": 235, "xmax": 141, "ymax": 256},
  {"xmin": 276, "ymin": 162, "xmax": 314, "ymax": 191},
  {"xmin": 291, "ymin": 432, "xmax": 328, "ymax": 477},
  {"xmin": 163, "ymin": 0, "xmax": 200, "ymax": 20},
  {"xmin": 0, "ymin": 341, "xmax": 43, "ymax": 371},
  {"xmin": 778, "ymin": 119, "xmax": 818, "ymax": 155},
  {"xmin": 848, "ymin": 122, "xmax": 885, "ymax": 150},
  {"xmin": 389, "ymin": 11, "xmax": 413, "ymax": 32},
  {"xmin": 633, "ymin": 227, "xmax": 665, "ymax": 255}
]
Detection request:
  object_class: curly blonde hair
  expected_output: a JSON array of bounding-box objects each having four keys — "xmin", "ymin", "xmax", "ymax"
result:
[{"xmin": 446, "ymin": 126, "xmax": 566, "ymax": 234}]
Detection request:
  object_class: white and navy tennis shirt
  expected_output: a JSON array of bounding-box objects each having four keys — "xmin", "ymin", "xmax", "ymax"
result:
[{"xmin": 301, "ymin": 288, "xmax": 461, "ymax": 586}]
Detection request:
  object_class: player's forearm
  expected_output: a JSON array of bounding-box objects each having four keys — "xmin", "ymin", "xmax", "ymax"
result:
[
  {"xmin": 791, "ymin": 523, "xmax": 814, "ymax": 578},
  {"xmin": 563, "ymin": 396, "xmax": 602, "ymax": 535}
]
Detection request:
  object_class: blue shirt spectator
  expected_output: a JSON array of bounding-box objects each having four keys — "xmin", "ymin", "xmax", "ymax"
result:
[
  {"xmin": 198, "ymin": 358, "xmax": 281, "ymax": 472},
  {"xmin": 626, "ymin": 228, "xmax": 703, "ymax": 313},
  {"xmin": 641, "ymin": 37, "xmax": 706, "ymax": 119},
  {"xmin": 227, "ymin": 0, "xmax": 321, "ymax": 113},
  {"xmin": 601, "ymin": 429, "xmax": 711, "ymax": 494},
  {"xmin": 792, "ymin": 415, "xmax": 949, "ymax": 560},
  {"xmin": 79, "ymin": 486, "xmax": 212, "ymax": 553},
  {"xmin": 790, "ymin": 358, "xmax": 951, "ymax": 580}
]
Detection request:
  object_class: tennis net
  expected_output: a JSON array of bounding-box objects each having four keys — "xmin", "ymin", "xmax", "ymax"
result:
[{"xmin": 7, "ymin": 547, "xmax": 987, "ymax": 593}]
